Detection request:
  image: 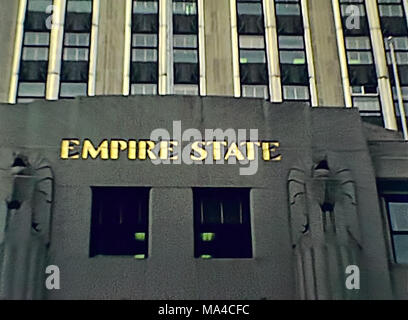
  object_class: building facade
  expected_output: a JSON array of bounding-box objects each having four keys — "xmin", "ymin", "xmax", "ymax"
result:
[{"xmin": 0, "ymin": 0, "xmax": 407, "ymax": 300}]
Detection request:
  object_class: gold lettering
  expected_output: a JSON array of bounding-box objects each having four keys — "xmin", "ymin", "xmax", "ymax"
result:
[
  {"xmin": 262, "ymin": 141, "xmax": 282, "ymax": 161},
  {"xmin": 60, "ymin": 139, "xmax": 80, "ymax": 159},
  {"xmin": 168, "ymin": 141, "xmax": 179, "ymax": 160},
  {"xmin": 128, "ymin": 140, "xmax": 137, "ymax": 160},
  {"xmin": 82, "ymin": 139, "xmax": 109, "ymax": 159},
  {"xmin": 138, "ymin": 140, "xmax": 157, "ymax": 160},
  {"xmin": 110, "ymin": 140, "xmax": 128, "ymax": 160},
  {"xmin": 269, "ymin": 142, "xmax": 282, "ymax": 161},
  {"xmin": 224, "ymin": 142, "xmax": 245, "ymax": 161},
  {"xmin": 191, "ymin": 141, "xmax": 207, "ymax": 161},
  {"xmin": 207, "ymin": 141, "xmax": 227, "ymax": 160},
  {"xmin": 241, "ymin": 142, "xmax": 260, "ymax": 161},
  {"xmin": 158, "ymin": 141, "xmax": 178, "ymax": 160}
]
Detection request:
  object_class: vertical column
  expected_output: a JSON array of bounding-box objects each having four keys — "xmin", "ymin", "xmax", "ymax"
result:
[
  {"xmin": 263, "ymin": 0, "xmax": 282, "ymax": 102},
  {"xmin": 230, "ymin": 0, "xmax": 241, "ymax": 97},
  {"xmin": 332, "ymin": 0, "xmax": 353, "ymax": 108},
  {"xmin": 301, "ymin": 0, "xmax": 318, "ymax": 106},
  {"xmin": 123, "ymin": 0, "xmax": 132, "ymax": 96},
  {"xmin": 366, "ymin": 0, "xmax": 398, "ymax": 130},
  {"xmin": 158, "ymin": 0, "xmax": 168, "ymax": 95},
  {"xmin": 46, "ymin": 0, "xmax": 66, "ymax": 100},
  {"xmin": 405, "ymin": 0, "xmax": 408, "ymax": 24},
  {"xmin": 307, "ymin": 0, "xmax": 344, "ymax": 107},
  {"xmin": 8, "ymin": 0, "xmax": 27, "ymax": 104},
  {"xmin": 203, "ymin": 0, "xmax": 234, "ymax": 96},
  {"xmin": 88, "ymin": 0, "xmax": 100, "ymax": 96},
  {"xmin": 198, "ymin": 0, "xmax": 206, "ymax": 96}
]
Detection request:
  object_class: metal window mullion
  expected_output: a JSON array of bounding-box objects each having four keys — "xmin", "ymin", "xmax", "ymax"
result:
[
  {"xmin": 46, "ymin": 0, "xmax": 67, "ymax": 100},
  {"xmin": 301, "ymin": 0, "xmax": 318, "ymax": 106},
  {"xmin": 9, "ymin": 0, "xmax": 28, "ymax": 103},
  {"xmin": 403, "ymin": 0, "xmax": 408, "ymax": 28},
  {"xmin": 332, "ymin": 0, "xmax": 353, "ymax": 108},
  {"xmin": 88, "ymin": 0, "xmax": 99, "ymax": 96},
  {"xmin": 366, "ymin": 0, "xmax": 398, "ymax": 130},
  {"xmin": 198, "ymin": 0, "xmax": 206, "ymax": 96},
  {"xmin": 123, "ymin": 0, "xmax": 132, "ymax": 95},
  {"xmin": 231, "ymin": 0, "xmax": 241, "ymax": 97},
  {"xmin": 264, "ymin": 0, "xmax": 282, "ymax": 102},
  {"xmin": 158, "ymin": 0, "xmax": 169, "ymax": 95}
]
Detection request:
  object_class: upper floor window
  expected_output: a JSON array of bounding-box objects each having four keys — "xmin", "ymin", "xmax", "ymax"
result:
[
  {"xmin": 275, "ymin": 0, "xmax": 309, "ymax": 102},
  {"xmin": 131, "ymin": 0, "xmax": 159, "ymax": 95},
  {"xmin": 17, "ymin": 0, "xmax": 53, "ymax": 103},
  {"xmin": 385, "ymin": 194, "xmax": 408, "ymax": 264},
  {"xmin": 173, "ymin": 0, "xmax": 199, "ymax": 95},
  {"xmin": 237, "ymin": 0, "xmax": 268, "ymax": 99},
  {"xmin": 59, "ymin": 0, "xmax": 93, "ymax": 98}
]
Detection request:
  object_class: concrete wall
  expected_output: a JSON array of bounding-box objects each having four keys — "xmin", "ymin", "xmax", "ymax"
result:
[
  {"xmin": 307, "ymin": 0, "xmax": 345, "ymax": 107},
  {"xmin": 95, "ymin": 0, "xmax": 127, "ymax": 95},
  {"xmin": 0, "ymin": 0, "xmax": 20, "ymax": 103},
  {"xmin": 204, "ymin": 0, "xmax": 234, "ymax": 96},
  {"xmin": 0, "ymin": 96, "xmax": 398, "ymax": 299}
]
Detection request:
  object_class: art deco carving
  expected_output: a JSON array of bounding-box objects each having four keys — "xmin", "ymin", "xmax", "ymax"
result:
[
  {"xmin": 0, "ymin": 151, "xmax": 53, "ymax": 299},
  {"xmin": 288, "ymin": 157, "xmax": 362, "ymax": 300}
]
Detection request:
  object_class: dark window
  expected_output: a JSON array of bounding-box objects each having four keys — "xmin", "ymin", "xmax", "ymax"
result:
[
  {"xmin": 378, "ymin": 0, "xmax": 408, "ymax": 121},
  {"xmin": 59, "ymin": 0, "xmax": 93, "ymax": 98},
  {"xmin": 275, "ymin": 0, "xmax": 310, "ymax": 101},
  {"xmin": 131, "ymin": 0, "xmax": 159, "ymax": 95},
  {"xmin": 90, "ymin": 187, "xmax": 150, "ymax": 258},
  {"xmin": 17, "ymin": 0, "xmax": 53, "ymax": 103},
  {"xmin": 237, "ymin": 0, "xmax": 269, "ymax": 98},
  {"xmin": 385, "ymin": 194, "xmax": 408, "ymax": 264},
  {"xmin": 173, "ymin": 0, "xmax": 199, "ymax": 94},
  {"xmin": 193, "ymin": 188, "xmax": 253, "ymax": 259},
  {"xmin": 340, "ymin": 0, "xmax": 381, "ymax": 116}
]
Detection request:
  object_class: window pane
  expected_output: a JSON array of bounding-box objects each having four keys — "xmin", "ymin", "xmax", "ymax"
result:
[
  {"xmin": 240, "ymin": 50, "xmax": 266, "ymax": 63},
  {"xmin": 174, "ymin": 35, "xmax": 197, "ymax": 48},
  {"xmin": 24, "ymin": 32, "xmax": 50, "ymax": 46},
  {"xmin": 389, "ymin": 202, "xmax": 408, "ymax": 231},
  {"xmin": 353, "ymin": 96, "xmax": 381, "ymax": 111},
  {"xmin": 28, "ymin": 0, "xmax": 52, "ymax": 12},
  {"xmin": 237, "ymin": 3, "xmax": 262, "ymax": 15},
  {"xmin": 133, "ymin": 1, "xmax": 158, "ymax": 14},
  {"xmin": 280, "ymin": 50, "xmax": 306, "ymax": 64},
  {"xmin": 173, "ymin": 2, "xmax": 197, "ymax": 15},
  {"xmin": 60, "ymin": 82, "xmax": 87, "ymax": 97},
  {"xmin": 67, "ymin": 1, "xmax": 92, "ymax": 13},
  {"xmin": 132, "ymin": 34, "xmax": 157, "ymax": 47},
  {"xmin": 174, "ymin": 49, "xmax": 197, "ymax": 63},
  {"xmin": 242, "ymin": 85, "xmax": 268, "ymax": 99},
  {"xmin": 173, "ymin": 84, "xmax": 199, "ymax": 95},
  {"xmin": 346, "ymin": 37, "xmax": 371, "ymax": 50},
  {"xmin": 203, "ymin": 199, "xmax": 221, "ymax": 224},
  {"xmin": 131, "ymin": 83, "xmax": 157, "ymax": 95},
  {"xmin": 393, "ymin": 235, "xmax": 408, "ymax": 264},
  {"xmin": 347, "ymin": 51, "xmax": 373, "ymax": 64},
  {"xmin": 63, "ymin": 48, "xmax": 89, "ymax": 61},
  {"xmin": 276, "ymin": 3, "xmax": 301, "ymax": 15},
  {"xmin": 283, "ymin": 85, "xmax": 310, "ymax": 100},
  {"xmin": 64, "ymin": 33, "xmax": 90, "ymax": 46},
  {"xmin": 239, "ymin": 35, "xmax": 265, "ymax": 49},
  {"xmin": 132, "ymin": 48, "xmax": 157, "ymax": 62},
  {"xmin": 279, "ymin": 36, "xmax": 304, "ymax": 49},
  {"xmin": 22, "ymin": 47, "xmax": 49, "ymax": 61},
  {"xmin": 18, "ymin": 82, "xmax": 45, "ymax": 97}
]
